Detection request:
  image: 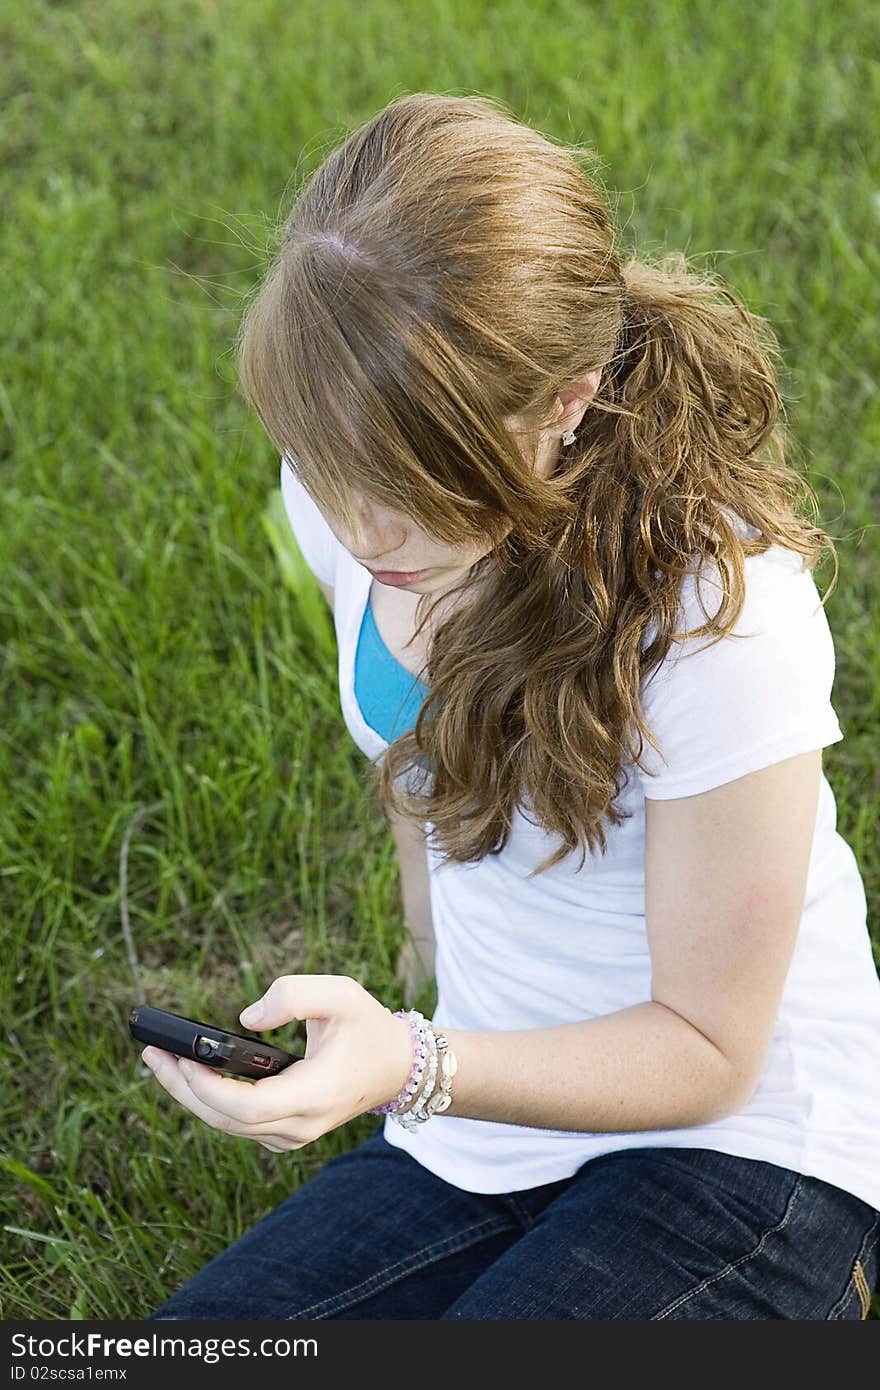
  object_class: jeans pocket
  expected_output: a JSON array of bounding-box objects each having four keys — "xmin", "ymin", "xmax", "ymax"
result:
[
  {"xmin": 828, "ymin": 1216, "xmax": 879, "ymax": 1319},
  {"xmin": 831, "ymin": 1259, "xmax": 871, "ymax": 1319},
  {"xmin": 854, "ymin": 1259, "xmax": 873, "ymax": 1319}
]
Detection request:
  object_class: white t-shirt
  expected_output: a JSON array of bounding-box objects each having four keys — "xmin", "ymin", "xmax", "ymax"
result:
[{"xmin": 280, "ymin": 457, "xmax": 880, "ymax": 1211}]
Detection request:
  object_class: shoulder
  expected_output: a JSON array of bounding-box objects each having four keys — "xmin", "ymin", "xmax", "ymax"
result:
[
  {"xmin": 649, "ymin": 536, "xmax": 832, "ymax": 684},
  {"xmin": 279, "ymin": 454, "xmax": 346, "ymax": 589},
  {"xmin": 635, "ymin": 537, "xmax": 842, "ymax": 800}
]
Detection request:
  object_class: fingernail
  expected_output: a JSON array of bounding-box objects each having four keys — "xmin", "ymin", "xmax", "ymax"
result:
[
  {"xmin": 180, "ymin": 1059, "xmax": 194, "ymax": 1080},
  {"xmin": 142, "ymin": 1048, "xmax": 160, "ymax": 1072},
  {"xmin": 240, "ymin": 1001, "xmax": 264, "ymax": 1026}
]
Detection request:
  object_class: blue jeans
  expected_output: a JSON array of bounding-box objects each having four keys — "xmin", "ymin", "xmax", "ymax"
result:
[{"xmin": 148, "ymin": 1127, "xmax": 879, "ymax": 1320}]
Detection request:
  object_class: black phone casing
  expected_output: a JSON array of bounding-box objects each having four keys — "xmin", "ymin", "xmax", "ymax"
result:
[{"xmin": 129, "ymin": 1005, "xmax": 301, "ymax": 1079}]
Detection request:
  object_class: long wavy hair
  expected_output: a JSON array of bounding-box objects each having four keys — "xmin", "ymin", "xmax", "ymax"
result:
[{"xmin": 237, "ymin": 91, "xmax": 837, "ymax": 877}]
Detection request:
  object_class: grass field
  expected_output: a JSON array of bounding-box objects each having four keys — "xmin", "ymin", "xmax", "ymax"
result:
[{"xmin": 1, "ymin": 0, "xmax": 878, "ymax": 1320}]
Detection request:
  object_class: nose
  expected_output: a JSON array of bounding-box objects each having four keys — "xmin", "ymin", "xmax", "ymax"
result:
[{"xmin": 338, "ymin": 501, "xmax": 407, "ymax": 565}]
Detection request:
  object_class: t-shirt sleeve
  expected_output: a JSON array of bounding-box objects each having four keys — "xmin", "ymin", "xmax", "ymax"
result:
[
  {"xmin": 279, "ymin": 454, "xmax": 341, "ymax": 589},
  {"xmin": 635, "ymin": 550, "xmax": 845, "ymax": 800}
]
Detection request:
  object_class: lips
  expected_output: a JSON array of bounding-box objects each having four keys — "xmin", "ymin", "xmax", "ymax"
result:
[{"xmin": 367, "ymin": 567, "xmax": 426, "ymax": 585}]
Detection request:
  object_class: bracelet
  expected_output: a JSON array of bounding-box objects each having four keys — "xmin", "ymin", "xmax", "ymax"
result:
[
  {"xmin": 423, "ymin": 1031, "xmax": 458, "ymax": 1117},
  {"xmin": 389, "ymin": 1022, "xmax": 458, "ymax": 1132},
  {"xmin": 395, "ymin": 1027, "xmax": 439, "ymax": 1129},
  {"xmin": 396, "ymin": 1029, "xmax": 457, "ymax": 1129},
  {"xmin": 368, "ymin": 1008, "xmax": 458, "ymax": 1128},
  {"xmin": 367, "ymin": 1010, "xmax": 428, "ymax": 1115}
]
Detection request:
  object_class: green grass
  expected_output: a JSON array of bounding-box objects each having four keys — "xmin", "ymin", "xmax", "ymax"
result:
[{"xmin": 2, "ymin": 0, "xmax": 878, "ymax": 1320}]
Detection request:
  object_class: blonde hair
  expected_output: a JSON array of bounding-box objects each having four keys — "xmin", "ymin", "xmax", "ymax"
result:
[{"xmin": 237, "ymin": 91, "xmax": 837, "ymax": 876}]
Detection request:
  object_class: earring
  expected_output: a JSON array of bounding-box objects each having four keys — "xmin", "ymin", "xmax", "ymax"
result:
[{"xmin": 561, "ymin": 427, "xmax": 578, "ymax": 446}]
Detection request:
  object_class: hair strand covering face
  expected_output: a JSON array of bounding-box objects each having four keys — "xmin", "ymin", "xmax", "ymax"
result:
[{"xmin": 237, "ymin": 92, "xmax": 837, "ymax": 878}]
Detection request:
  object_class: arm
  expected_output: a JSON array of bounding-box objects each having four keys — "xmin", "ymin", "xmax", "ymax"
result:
[
  {"xmin": 388, "ymin": 805, "xmax": 436, "ymax": 1002},
  {"xmin": 434, "ymin": 748, "xmax": 822, "ymax": 1131},
  {"xmin": 142, "ymin": 751, "xmax": 823, "ymax": 1148},
  {"xmin": 317, "ymin": 579, "xmax": 435, "ymax": 1001}
]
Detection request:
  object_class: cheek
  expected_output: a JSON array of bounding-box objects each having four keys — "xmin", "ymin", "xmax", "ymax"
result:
[
  {"xmin": 474, "ymin": 519, "xmax": 512, "ymax": 558},
  {"xmin": 454, "ymin": 541, "xmax": 489, "ymax": 567},
  {"xmin": 432, "ymin": 518, "xmax": 512, "ymax": 568}
]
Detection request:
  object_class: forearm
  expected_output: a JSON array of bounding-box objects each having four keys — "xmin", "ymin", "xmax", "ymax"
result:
[
  {"xmin": 388, "ymin": 807, "xmax": 435, "ymax": 971},
  {"xmin": 440, "ymin": 1001, "xmax": 746, "ymax": 1132}
]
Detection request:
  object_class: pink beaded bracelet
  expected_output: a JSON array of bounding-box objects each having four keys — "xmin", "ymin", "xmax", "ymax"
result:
[{"xmin": 368, "ymin": 1009, "xmax": 428, "ymax": 1116}]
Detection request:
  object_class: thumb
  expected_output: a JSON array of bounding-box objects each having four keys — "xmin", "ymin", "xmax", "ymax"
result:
[{"xmin": 239, "ymin": 973, "xmax": 356, "ymax": 1030}]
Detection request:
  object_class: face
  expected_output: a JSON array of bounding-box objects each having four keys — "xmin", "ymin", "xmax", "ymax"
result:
[
  {"xmin": 319, "ymin": 377, "xmax": 600, "ymax": 595},
  {"xmin": 323, "ymin": 495, "xmax": 504, "ymax": 595}
]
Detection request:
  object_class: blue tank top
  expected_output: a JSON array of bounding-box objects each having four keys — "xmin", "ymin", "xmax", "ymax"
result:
[{"xmin": 354, "ymin": 590, "xmax": 429, "ymax": 743}]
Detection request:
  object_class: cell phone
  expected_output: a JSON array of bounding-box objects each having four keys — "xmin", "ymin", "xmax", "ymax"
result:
[{"xmin": 129, "ymin": 1004, "xmax": 302, "ymax": 1080}]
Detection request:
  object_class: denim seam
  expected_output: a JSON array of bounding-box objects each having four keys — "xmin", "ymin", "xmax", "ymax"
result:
[
  {"xmin": 826, "ymin": 1213, "xmax": 880, "ymax": 1320},
  {"xmin": 280, "ymin": 1214, "xmax": 519, "ymax": 1320},
  {"xmin": 651, "ymin": 1173, "xmax": 805, "ymax": 1320},
  {"xmin": 497, "ymin": 1192, "xmax": 535, "ymax": 1229}
]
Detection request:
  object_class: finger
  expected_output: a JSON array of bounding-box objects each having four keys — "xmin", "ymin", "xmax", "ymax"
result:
[
  {"xmin": 176, "ymin": 1047, "xmax": 330, "ymax": 1128},
  {"xmin": 142, "ymin": 1048, "xmax": 266, "ymax": 1137},
  {"xmin": 239, "ymin": 972, "xmax": 360, "ymax": 1032},
  {"xmin": 142, "ymin": 1050, "xmax": 314, "ymax": 1147},
  {"xmin": 206, "ymin": 1052, "xmax": 336, "ymax": 1126}
]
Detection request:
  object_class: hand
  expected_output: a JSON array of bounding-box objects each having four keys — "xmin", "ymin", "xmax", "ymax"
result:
[{"xmin": 140, "ymin": 974, "xmax": 414, "ymax": 1152}]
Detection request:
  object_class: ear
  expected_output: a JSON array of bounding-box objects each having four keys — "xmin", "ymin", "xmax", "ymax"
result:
[{"xmin": 557, "ymin": 368, "xmax": 602, "ymax": 423}]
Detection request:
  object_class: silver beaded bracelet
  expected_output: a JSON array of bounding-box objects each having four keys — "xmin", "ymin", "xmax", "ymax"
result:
[
  {"xmin": 368, "ymin": 1009, "xmax": 429, "ymax": 1116},
  {"xmin": 395, "ymin": 1026, "xmax": 439, "ymax": 1129},
  {"xmin": 388, "ymin": 1019, "xmax": 458, "ymax": 1132}
]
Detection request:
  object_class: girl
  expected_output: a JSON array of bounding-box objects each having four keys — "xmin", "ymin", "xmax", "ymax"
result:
[{"xmin": 143, "ymin": 92, "xmax": 880, "ymax": 1319}]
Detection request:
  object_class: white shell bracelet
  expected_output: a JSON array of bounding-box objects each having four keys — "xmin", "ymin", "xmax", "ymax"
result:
[{"xmin": 389, "ymin": 1021, "xmax": 458, "ymax": 1131}]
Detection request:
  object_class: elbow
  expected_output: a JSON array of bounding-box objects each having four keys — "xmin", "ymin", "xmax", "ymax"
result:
[
  {"xmin": 700, "ymin": 1061, "xmax": 760, "ymax": 1125},
  {"xmin": 654, "ymin": 1003, "xmax": 762, "ymax": 1126}
]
